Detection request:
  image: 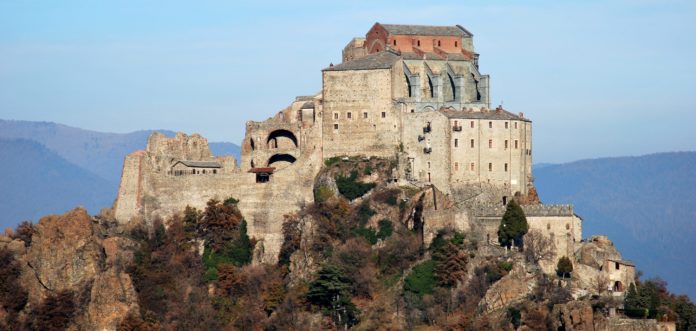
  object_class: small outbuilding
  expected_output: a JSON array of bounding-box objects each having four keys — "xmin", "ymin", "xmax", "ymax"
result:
[{"xmin": 170, "ymin": 160, "xmax": 222, "ymax": 176}]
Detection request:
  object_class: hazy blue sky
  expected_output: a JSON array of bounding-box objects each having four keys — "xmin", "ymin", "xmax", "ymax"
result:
[{"xmin": 1, "ymin": 0, "xmax": 694, "ymax": 163}]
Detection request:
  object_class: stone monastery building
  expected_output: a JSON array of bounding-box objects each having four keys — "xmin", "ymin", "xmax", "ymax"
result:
[{"xmin": 112, "ymin": 24, "xmax": 632, "ymax": 293}]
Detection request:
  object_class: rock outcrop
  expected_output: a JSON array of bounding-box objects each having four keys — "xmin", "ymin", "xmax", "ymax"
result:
[{"xmin": 13, "ymin": 208, "xmax": 139, "ymax": 330}]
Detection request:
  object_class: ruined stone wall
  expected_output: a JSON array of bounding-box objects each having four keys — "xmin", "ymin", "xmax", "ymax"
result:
[
  {"xmin": 113, "ymin": 151, "xmax": 145, "ymax": 222},
  {"xmin": 321, "ymin": 69, "xmax": 400, "ymax": 158}
]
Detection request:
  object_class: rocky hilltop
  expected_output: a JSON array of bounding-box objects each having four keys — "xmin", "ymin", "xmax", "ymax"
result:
[{"xmin": 1, "ymin": 156, "xmax": 692, "ymax": 330}]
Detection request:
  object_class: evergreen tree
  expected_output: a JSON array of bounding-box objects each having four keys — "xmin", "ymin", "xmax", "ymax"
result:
[
  {"xmin": 228, "ymin": 220, "xmax": 252, "ymax": 266},
  {"xmin": 307, "ymin": 264, "xmax": 359, "ymax": 328},
  {"xmin": 497, "ymin": 199, "xmax": 529, "ymax": 248}
]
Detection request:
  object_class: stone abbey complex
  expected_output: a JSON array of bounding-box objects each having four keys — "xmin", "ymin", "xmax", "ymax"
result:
[{"xmin": 113, "ymin": 23, "xmax": 634, "ymax": 295}]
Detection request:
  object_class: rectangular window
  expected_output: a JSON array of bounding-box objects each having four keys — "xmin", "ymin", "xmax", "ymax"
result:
[
  {"xmin": 454, "ymin": 139, "xmax": 458, "ymax": 147},
  {"xmin": 334, "ymin": 124, "xmax": 339, "ymax": 130},
  {"xmin": 515, "ymin": 140, "xmax": 519, "ymax": 149},
  {"xmin": 347, "ymin": 112, "xmax": 352, "ymax": 119},
  {"xmin": 454, "ymin": 162, "xmax": 459, "ymax": 171},
  {"xmin": 504, "ymin": 163, "xmax": 508, "ymax": 172},
  {"xmin": 489, "ymin": 121, "xmax": 492, "ymax": 128},
  {"xmin": 470, "ymin": 139, "xmax": 475, "ymax": 148},
  {"xmin": 470, "ymin": 121, "xmax": 474, "ymax": 128},
  {"xmin": 381, "ymin": 112, "xmax": 386, "ymax": 118},
  {"xmin": 514, "ymin": 122, "xmax": 518, "ymax": 129},
  {"xmin": 334, "ymin": 113, "xmax": 339, "ymax": 120},
  {"xmin": 488, "ymin": 163, "xmax": 493, "ymax": 172},
  {"xmin": 505, "ymin": 122, "xmax": 509, "ymax": 129},
  {"xmin": 504, "ymin": 140, "xmax": 508, "ymax": 149},
  {"xmin": 363, "ymin": 112, "xmax": 368, "ymax": 119},
  {"xmin": 488, "ymin": 139, "xmax": 493, "ymax": 148},
  {"xmin": 470, "ymin": 163, "xmax": 475, "ymax": 171}
]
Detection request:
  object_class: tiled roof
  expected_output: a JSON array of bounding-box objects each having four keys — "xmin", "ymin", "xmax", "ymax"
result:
[
  {"xmin": 608, "ymin": 259, "xmax": 636, "ymax": 267},
  {"xmin": 323, "ymin": 50, "xmax": 400, "ymax": 71},
  {"xmin": 174, "ymin": 160, "xmax": 222, "ymax": 168},
  {"xmin": 248, "ymin": 167, "xmax": 276, "ymax": 174},
  {"xmin": 440, "ymin": 108, "xmax": 531, "ymax": 122},
  {"xmin": 381, "ymin": 24, "xmax": 472, "ymax": 37}
]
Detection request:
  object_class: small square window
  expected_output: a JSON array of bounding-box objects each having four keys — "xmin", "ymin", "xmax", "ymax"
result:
[
  {"xmin": 334, "ymin": 124, "xmax": 339, "ymax": 130},
  {"xmin": 381, "ymin": 112, "xmax": 386, "ymax": 118},
  {"xmin": 363, "ymin": 112, "xmax": 368, "ymax": 119},
  {"xmin": 347, "ymin": 112, "xmax": 352, "ymax": 119},
  {"xmin": 334, "ymin": 113, "xmax": 339, "ymax": 120}
]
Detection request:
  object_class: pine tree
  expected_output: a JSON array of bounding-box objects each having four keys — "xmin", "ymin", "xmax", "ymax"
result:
[
  {"xmin": 497, "ymin": 199, "xmax": 529, "ymax": 248},
  {"xmin": 307, "ymin": 264, "xmax": 359, "ymax": 328}
]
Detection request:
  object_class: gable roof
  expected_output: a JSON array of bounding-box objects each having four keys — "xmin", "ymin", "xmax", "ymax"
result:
[
  {"xmin": 440, "ymin": 108, "xmax": 531, "ymax": 122},
  {"xmin": 380, "ymin": 24, "xmax": 472, "ymax": 37},
  {"xmin": 323, "ymin": 50, "xmax": 400, "ymax": 71},
  {"xmin": 172, "ymin": 160, "xmax": 222, "ymax": 168}
]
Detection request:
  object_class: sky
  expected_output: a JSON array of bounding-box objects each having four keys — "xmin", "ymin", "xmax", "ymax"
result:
[{"xmin": 0, "ymin": 0, "xmax": 695, "ymax": 164}]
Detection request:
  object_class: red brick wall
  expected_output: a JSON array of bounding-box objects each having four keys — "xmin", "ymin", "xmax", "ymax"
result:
[{"xmin": 365, "ymin": 23, "xmax": 463, "ymax": 55}]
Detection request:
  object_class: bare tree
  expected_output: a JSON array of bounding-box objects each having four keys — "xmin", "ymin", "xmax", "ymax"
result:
[
  {"xmin": 523, "ymin": 230, "xmax": 556, "ymax": 264},
  {"xmin": 593, "ymin": 273, "xmax": 610, "ymax": 295}
]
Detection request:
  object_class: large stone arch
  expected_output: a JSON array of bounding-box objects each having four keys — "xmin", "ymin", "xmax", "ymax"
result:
[
  {"xmin": 268, "ymin": 153, "xmax": 297, "ymax": 167},
  {"xmin": 266, "ymin": 129, "xmax": 298, "ymax": 149}
]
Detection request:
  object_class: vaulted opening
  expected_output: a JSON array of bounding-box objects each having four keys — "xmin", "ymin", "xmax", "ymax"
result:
[
  {"xmin": 266, "ymin": 129, "xmax": 298, "ymax": 149},
  {"xmin": 267, "ymin": 153, "xmax": 297, "ymax": 167}
]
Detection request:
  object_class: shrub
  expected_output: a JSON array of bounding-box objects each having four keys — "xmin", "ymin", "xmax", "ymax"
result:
[
  {"xmin": 12, "ymin": 221, "xmax": 35, "ymax": 247},
  {"xmin": 27, "ymin": 290, "xmax": 76, "ymax": 331},
  {"xmin": 353, "ymin": 227, "xmax": 378, "ymax": 245},
  {"xmin": 324, "ymin": 157, "xmax": 341, "ymax": 167},
  {"xmin": 223, "ymin": 196, "xmax": 239, "ymax": 206},
  {"xmin": 335, "ymin": 171, "xmax": 376, "ymax": 200},
  {"xmin": 556, "ymin": 256, "xmax": 573, "ymax": 278},
  {"xmin": 377, "ymin": 219, "xmax": 393, "ymax": 240},
  {"xmin": 404, "ymin": 260, "xmax": 436, "ymax": 297},
  {"xmin": 314, "ymin": 185, "xmax": 334, "ymax": 203}
]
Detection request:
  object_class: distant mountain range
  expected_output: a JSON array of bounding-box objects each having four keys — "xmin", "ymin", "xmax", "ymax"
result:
[
  {"xmin": 535, "ymin": 152, "xmax": 696, "ymax": 300},
  {"xmin": 0, "ymin": 119, "xmax": 240, "ymax": 228}
]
